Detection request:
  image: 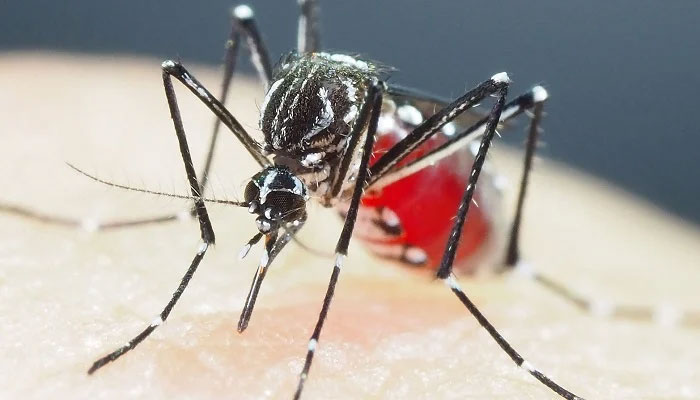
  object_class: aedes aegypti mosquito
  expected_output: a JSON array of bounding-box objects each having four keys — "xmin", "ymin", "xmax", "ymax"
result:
[{"xmin": 3, "ymin": 1, "xmax": 698, "ymax": 399}]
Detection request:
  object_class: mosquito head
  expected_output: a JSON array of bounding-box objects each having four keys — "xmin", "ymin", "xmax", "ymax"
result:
[{"xmin": 244, "ymin": 166, "xmax": 309, "ymax": 234}]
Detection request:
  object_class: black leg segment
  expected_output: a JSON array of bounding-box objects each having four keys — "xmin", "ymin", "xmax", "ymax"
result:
[
  {"xmin": 293, "ymin": 80, "xmax": 383, "ymax": 400},
  {"xmin": 505, "ymin": 94, "xmax": 546, "ymax": 267},
  {"xmin": 368, "ymin": 74, "xmax": 512, "ymax": 186},
  {"xmin": 426, "ymin": 76, "xmax": 582, "ymax": 399},
  {"xmin": 297, "ymin": 0, "xmax": 321, "ymax": 53},
  {"xmin": 199, "ymin": 4, "xmax": 274, "ymax": 195},
  {"xmin": 86, "ymin": 62, "xmax": 236, "ymax": 374}
]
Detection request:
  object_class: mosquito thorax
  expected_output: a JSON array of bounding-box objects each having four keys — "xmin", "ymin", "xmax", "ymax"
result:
[
  {"xmin": 244, "ymin": 166, "xmax": 309, "ymax": 234},
  {"xmin": 259, "ymin": 52, "xmax": 380, "ymax": 203}
]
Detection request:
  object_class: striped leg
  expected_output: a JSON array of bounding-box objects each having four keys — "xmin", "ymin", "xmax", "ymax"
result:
[
  {"xmin": 367, "ymin": 86, "xmax": 546, "ymax": 190},
  {"xmin": 433, "ymin": 76, "xmax": 583, "ymax": 400},
  {"xmin": 293, "ymin": 80, "xmax": 383, "ymax": 400},
  {"xmin": 88, "ymin": 61, "xmax": 224, "ymax": 374},
  {"xmin": 504, "ymin": 92, "xmax": 547, "ymax": 267},
  {"xmin": 199, "ymin": 4, "xmax": 273, "ymax": 193},
  {"xmin": 367, "ymin": 73, "xmax": 514, "ymax": 186}
]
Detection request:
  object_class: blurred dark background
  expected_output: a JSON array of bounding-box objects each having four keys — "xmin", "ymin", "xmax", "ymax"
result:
[{"xmin": 2, "ymin": 1, "xmax": 698, "ymax": 224}]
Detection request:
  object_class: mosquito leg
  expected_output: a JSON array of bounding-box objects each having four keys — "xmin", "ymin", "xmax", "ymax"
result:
[
  {"xmin": 367, "ymin": 73, "xmax": 512, "ymax": 186},
  {"xmin": 199, "ymin": 4, "xmax": 273, "ymax": 195},
  {"xmin": 297, "ymin": 0, "xmax": 321, "ymax": 53},
  {"xmin": 163, "ymin": 61, "xmax": 269, "ymax": 168},
  {"xmin": 512, "ymin": 262, "xmax": 700, "ymax": 328},
  {"xmin": 368, "ymin": 86, "xmax": 545, "ymax": 190},
  {"xmin": 504, "ymin": 87, "xmax": 548, "ymax": 267},
  {"xmin": 293, "ymin": 81, "xmax": 382, "ymax": 400},
  {"xmin": 492, "ymin": 87, "xmax": 700, "ymax": 328},
  {"xmin": 427, "ymin": 78, "xmax": 582, "ymax": 399},
  {"xmin": 382, "ymin": 82, "xmax": 700, "ymax": 330},
  {"xmin": 88, "ymin": 63, "xmax": 225, "ymax": 374},
  {"xmin": 87, "ymin": 241, "xmax": 209, "ymax": 374}
]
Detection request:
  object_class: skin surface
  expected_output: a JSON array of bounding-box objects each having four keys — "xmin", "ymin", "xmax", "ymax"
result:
[{"xmin": 1, "ymin": 53, "xmax": 699, "ymax": 399}]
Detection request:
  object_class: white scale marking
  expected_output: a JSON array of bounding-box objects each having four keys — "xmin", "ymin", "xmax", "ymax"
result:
[
  {"xmin": 232, "ymin": 4, "xmax": 254, "ymax": 20},
  {"xmin": 81, "ymin": 218, "xmax": 99, "ymax": 233},
  {"xmin": 344, "ymin": 104, "xmax": 358, "ymax": 124},
  {"xmin": 377, "ymin": 114, "xmax": 397, "ymax": 133},
  {"xmin": 653, "ymin": 304, "xmax": 682, "ymax": 327},
  {"xmin": 260, "ymin": 78, "xmax": 285, "ymax": 124},
  {"xmin": 308, "ymin": 338, "xmax": 317, "ymax": 352},
  {"xmin": 258, "ymin": 170, "xmax": 309, "ymax": 203},
  {"xmin": 381, "ymin": 207, "xmax": 400, "ymax": 227},
  {"xmin": 532, "ymin": 85, "xmax": 549, "ymax": 102},
  {"xmin": 444, "ymin": 275, "xmax": 461, "ymax": 290},
  {"xmin": 181, "ymin": 72, "xmax": 196, "ymax": 90},
  {"xmin": 491, "ymin": 72, "xmax": 511, "ymax": 84},
  {"xmin": 340, "ymin": 78, "xmax": 359, "ymax": 125},
  {"xmin": 397, "ymin": 104, "xmax": 424, "ymax": 126},
  {"xmin": 290, "ymin": 64, "xmax": 321, "ymax": 118},
  {"xmin": 271, "ymin": 66, "xmax": 304, "ymax": 137},
  {"xmin": 258, "ymin": 219, "xmax": 271, "ymax": 232},
  {"xmin": 150, "ymin": 316, "xmax": 163, "ymax": 327},
  {"xmin": 521, "ymin": 360, "xmax": 536, "ymax": 373},
  {"xmin": 588, "ymin": 299, "xmax": 613, "ymax": 318},
  {"xmin": 442, "ymin": 122, "xmax": 457, "ymax": 136},
  {"xmin": 500, "ymin": 103, "xmax": 520, "ymax": 120},
  {"xmin": 405, "ymin": 247, "xmax": 428, "ymax": 264},
  {"xmin": 197, "ymin": 242, "xmax": 209, "ymax": 255},
  {"xmin": 259, "ymin": 169, "xmax": 279, "ymax": 204},
  {"xmin": 302, "ymin": 152, "xmax": 325, "ymax": 167},
  {"xmin": 303, "ymin": 86, "xmax": 335, "ymax": 142},
  {"xmin": 319, "ymin": 53, "xmax": 369, "ymax": 70},
  {"xmin": 335, "ymin": 254, "xmax": 345, "ymax": 270},
  {"xmin": 341, "ymin": 77, "xmax": 357, "ymax": 102},
  {"xmin": 260, "ymin": 250, "xmax": 270, "ymax": 268}
]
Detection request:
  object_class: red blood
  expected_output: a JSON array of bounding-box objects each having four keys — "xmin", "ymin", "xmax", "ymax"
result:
[{"xmin": 353, "ymin": 122, "xmax": 492, "ymax": 273}]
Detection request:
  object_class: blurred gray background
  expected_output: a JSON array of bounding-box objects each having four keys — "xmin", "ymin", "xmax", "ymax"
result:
[{"xmin": 2, "ymin": 0, "xmax": 698, "ymax": 224}]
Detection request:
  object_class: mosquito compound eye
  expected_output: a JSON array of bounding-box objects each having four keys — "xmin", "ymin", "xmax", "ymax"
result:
[
  {"xmin": 244, "ymin": 181, "xmax": 260, "ymax": 204},
  {"xmin": 263, "ymin": 191, "xmax": 306, "ymax": 222}
]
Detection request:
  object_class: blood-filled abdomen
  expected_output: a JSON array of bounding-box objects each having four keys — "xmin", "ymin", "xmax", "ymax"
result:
[{"xmin": 338, "ymin": 101, "xmax": 504, "ymax": 274}]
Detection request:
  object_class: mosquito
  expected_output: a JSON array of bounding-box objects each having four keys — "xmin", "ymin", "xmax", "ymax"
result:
[{"xmin": 2, "ymin": 1, "xmax": 697, "ymax": 399}]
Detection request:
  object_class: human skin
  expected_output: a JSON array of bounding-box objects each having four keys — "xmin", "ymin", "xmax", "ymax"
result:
[{"xmin": 1, "ymin": 53, "xmax": 699, "ymax": 399}]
